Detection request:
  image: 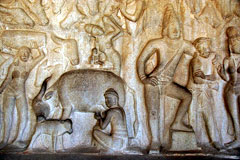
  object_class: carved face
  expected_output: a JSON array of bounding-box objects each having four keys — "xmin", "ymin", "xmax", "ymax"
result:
[
  {"xmin": 197, "ymin": 41, "xmax": 211, "ymax": 58},
  {"xmin": 92, "ymin": 48, "xmax": 98, "ymax": 56},
  {"xmin": 167, "ymin": 22, "xmax": 181, "ymax": 39},
  {"xmin": 18, "ymin": 47, "xmax": 31, "ymax": 62},
  {"xmin": 230, "ymin": 36, "xmax": 240, "ymax": 54},
  {"xmin": 104, "ymin": 94, "xmax": 117, "ymax": 108}
]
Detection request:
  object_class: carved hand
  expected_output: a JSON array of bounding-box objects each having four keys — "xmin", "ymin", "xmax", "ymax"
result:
[
  {"xmin": 94, "ymin": 112, "xmax": 102, "ymax": 120},
  {"xmin": 205, "ymin": 75, "xmax": 216, "ymax": 81},
  {"xmin": 217, "ymin": 65, "xmax": 223, "ymax": 73},
  {"xmin": 142, "ymin": 76, "xmax": 158, "ymax": 86},
  {"xmin": 194, "ymin": 71, "xmax": 205, "ymax": 79}
]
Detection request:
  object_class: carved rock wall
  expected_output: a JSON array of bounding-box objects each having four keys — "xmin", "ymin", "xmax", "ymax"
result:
[{"xmin": 0, "ymin": 0, "xmax": 240, "ymax": 156}]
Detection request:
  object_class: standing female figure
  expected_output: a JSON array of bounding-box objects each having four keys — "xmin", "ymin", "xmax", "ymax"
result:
[
  {"xmin": 218, "ymin": 26, "xmax": 240, "ymax": 149},
  {"xmin": 0, "ymin": 46, "xmax": 45, "ymax": 150}
]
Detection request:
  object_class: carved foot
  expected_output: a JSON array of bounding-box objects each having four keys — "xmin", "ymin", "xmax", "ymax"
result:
[
  {"xmin": 171, "ymin": 122, "xmax": 193, "ymax": 132},
  {"xmin": 0, "ymin": 142, "xmax": 7, "ymax": 150},
  {"xmin": 2, "ymin": 141, "xmax": 27, "ymax": 152},
  {"xmin": 201, "ymin": 143, "xmax": 218, "ymax": 153},
  {"xmin": 226, "ymin": 140, "xmax": 240, "ymax": 149},
  {"xmin": 149, "ymin": 149, "xmax": 159, "ymax": 154},
  {"xmin": 148, "ymin": 142, "xmax": 159, "ymax": 154}
]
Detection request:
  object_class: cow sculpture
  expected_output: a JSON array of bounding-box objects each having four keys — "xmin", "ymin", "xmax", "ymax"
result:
[{"xmin": 32, "ymin": 69, "xmax": 137, "ymax": 138}]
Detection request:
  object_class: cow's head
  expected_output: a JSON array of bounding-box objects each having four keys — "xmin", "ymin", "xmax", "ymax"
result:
[{"xmin": 32, "ymin": 77, "xmax": 61, "ymax": 119}]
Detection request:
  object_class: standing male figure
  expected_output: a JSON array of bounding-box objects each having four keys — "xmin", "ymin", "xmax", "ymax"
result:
[
  {"xmin": 137, "ymin": 4, "xmax": 196, "ymax": 152},
  {"xmin": 190, "ymin": 37, "xmax": 222, "ymax": 150}
]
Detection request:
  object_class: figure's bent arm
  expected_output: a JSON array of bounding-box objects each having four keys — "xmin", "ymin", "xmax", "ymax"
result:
[
  {"xmin": 191, "ymin": 58, "xmax": 207, "ymax": 84},
  {"xmin": 103, "ymin": 16, "xmax": 122, "ymax": 40},
  {"xmin": 193, "ymin": 71, "xmax": 207, "ymax": 84},
  {"xmin": 137, "ymin": 40, "xmax": 161, "ymax": 80},
  {"xmin": 99, "ymin": 111, "xmax": 112, "ymax": 130}
]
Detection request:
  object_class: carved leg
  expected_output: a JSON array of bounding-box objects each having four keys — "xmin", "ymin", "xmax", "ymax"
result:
[
  {"xmin": 0, "ymin": 94, "xmax": 15, "ymax": 149},
  {"xmin": 20, "ymin": 107, "xmax": 37, "ymax": 149},
  {"xmin": 226, "ymin": 92, "xmax": 240, "ymax": 149},
  {"xmin": 144, "ymin": 84, "xmax": 160, "ymax": 153},
  {"xmin": 52, "ymin": 135, "xmax": 57, "ymax": 152},
  {"xmin": 0, "ymin": 100, "xmax": 3, "ymax": 144},
  {"xmin": 165, "ymin": 83, "xmax": 192, "ymax": 132},
  {"xmin": 203, "ymin": 104, "xmax": 220, "ymax": 150},
  {"xmin": 59, "ymin": 135, "xmax": 64, "ymax": 151},
  {"xmin": 92, "ymin": 129, "xmax": 113, "ymax": 150},
  {"xmin": 12, "ymin": 95, "xmax": 29, "ymax": 149}
]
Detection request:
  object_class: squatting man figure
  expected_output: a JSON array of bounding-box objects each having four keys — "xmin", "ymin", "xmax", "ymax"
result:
[{"xmin": 92, "ymin": 88, "xmax": 128, "ymax": 152}]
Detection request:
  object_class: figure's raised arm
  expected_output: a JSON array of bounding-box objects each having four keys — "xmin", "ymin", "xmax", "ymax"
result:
[
  {"xmin": 29, "ymin": 45, "xmax": 46, "ymax": 70},
  {"xmin": 0, "ymin": 63, "xmax": 14, "ymax": 94},
  {"xmin": 120, "ymin": 0, "xmax": 145, "ymax": 22},
  {"xmin": 103, "ymin": 16, "xmax": 122, "ymax": 40}
]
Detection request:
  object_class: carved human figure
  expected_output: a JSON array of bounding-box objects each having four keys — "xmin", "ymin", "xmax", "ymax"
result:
[
  {"xmin": 85, "ymin": 16, "xmax": 122, "ymax": 75},
  {"xmin": 0, "ymin": 0, "xmax": 48, "ymax": 27},
  {"xmin": 89, "ymin": 48, "xmax": 106, "ymax": 66},
  {"xmin": 92, "ymin": 88, "xmax": 128, "ymax": 152},
  {"xmin": 0, "ymin": 46, "xmax": 45, "ymax": 150},
  {"xmin": 218, "ymin": 26, "xmax": 240, "ymax": 149},
  {"xmin": 190, "ymin": 37, "xmax": 222, "ymax": 150},
  {"xmin": 0, "ymin": 5, "xmax": 34, "ymax": 28},
  {"xmin": 80, "ymin": 0, "xmax": 145, "ymax": 75},
  {"xmin": 19, "ymin": 0, "xmax": 49, "ymax": 26},
  {"xmin": 77, "ymin": 0, "xmax": 144, "ymax": 22},
  {"xmin": 61, "ymin": 0, "xmax": 144, "ymax": 30},
  {"xmin": 103, "ymin": 0, "xmax": 145, "ymax": 22},
  {"xmin": 137, "ymin": 4, "xmax": 196, "ymax": 151},
  {"xmin": 214, "ymin": 0, "xmax": 233, "ymax": 20}
]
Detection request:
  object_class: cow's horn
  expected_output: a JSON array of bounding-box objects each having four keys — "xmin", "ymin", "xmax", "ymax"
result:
[{"xmin": 36, "ymin": 76, "xmax": 51, "ymax": 100}]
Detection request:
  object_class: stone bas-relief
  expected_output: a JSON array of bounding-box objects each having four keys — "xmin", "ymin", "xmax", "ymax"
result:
[{"xmin": 0, "ymin": 0, "xmax": 240, "ymax": 157}]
